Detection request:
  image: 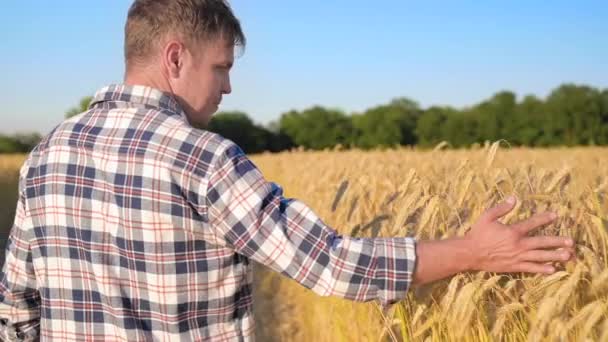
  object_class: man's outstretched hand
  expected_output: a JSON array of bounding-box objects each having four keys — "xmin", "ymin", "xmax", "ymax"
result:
[
  {"xmin": 464, "ymin": 196, "xmax": 575, "ymax": 274},
  {"xmin": 411, "ymin": 196, "xmax": 576, "ymax": 286}
]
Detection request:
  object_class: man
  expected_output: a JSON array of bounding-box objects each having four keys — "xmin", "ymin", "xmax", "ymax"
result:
[{"xmin": 0, "ymin": 1, "xmax": 575, "ymax": 341}]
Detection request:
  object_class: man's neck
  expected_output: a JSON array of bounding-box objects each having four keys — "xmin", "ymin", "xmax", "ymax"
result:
[
  {"xmin": 123, "ymin": 67, "xmax": 193, "ymax": 125},
  {"xmin": 124, "ymin": 66, "xmax": 171, "ymax": 94}
]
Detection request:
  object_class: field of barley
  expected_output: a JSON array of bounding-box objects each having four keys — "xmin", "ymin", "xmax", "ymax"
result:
[{"xmin": 1, "ymin": 143, "xmax": 607, "ymax": 341}]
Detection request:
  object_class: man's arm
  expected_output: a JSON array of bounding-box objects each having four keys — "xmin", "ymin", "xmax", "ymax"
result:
[
  {"xmin": 0, "ymin": 161, "xmax": 41, "ymax": 342},
  {"xmin": 203, "ymin": 143, "xmax": 416, "ymax": 306},
  {"xmin": 197, "ymin": 141, "xmax": 575, "ymax": 304}
]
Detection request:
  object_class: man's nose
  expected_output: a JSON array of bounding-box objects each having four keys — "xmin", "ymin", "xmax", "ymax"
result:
[{"xmin": 223, "ymin": 78, "xmax": 232, "ymax": 95}]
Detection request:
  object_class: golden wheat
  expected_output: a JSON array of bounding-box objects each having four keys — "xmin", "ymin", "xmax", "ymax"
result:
[
  {"xmin": 249, "ymin": 143, "xmax": 608, "ymax": 341},
  {"xmin": 1, "ymin": 143, "xmax": 607, "ymax": 341},
  {"xmin": 0, "ymin": 155, "xmax": 26, "ymax": 173}
]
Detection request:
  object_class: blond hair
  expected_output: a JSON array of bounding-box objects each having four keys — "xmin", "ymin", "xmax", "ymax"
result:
[{"xmin": 124, "ymin": 0, "xmax": 245, "ymax": 69}]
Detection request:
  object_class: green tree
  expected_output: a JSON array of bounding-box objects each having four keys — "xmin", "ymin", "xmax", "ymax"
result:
[
  {"xmin": 513, "ymin": 95, "xmax": 545, "ymax": 146},
  {"xmin": 0, "ymin": 135, "xmax": 22, "ymax": 154},
  {"xmin": 544, "ymin": 84, "xmax": 603, "ymax": 146},
  {"xmin": 0, "ymin": 133, "xmax": 43, "ymax": 153},
  {"xmin": 207, "ymin": 111, "xmax": 273, "ymax": 154},
  {"xmin": 12, "ymin": 133, "xmax": 43, "ymax": 152},
  {"xmin": 599, "ymin": 89, "xmax": 608, "ymax": 144},
  {"xmin": 265, "ymin": 120, "xmax": 295, "ymax": 152},
  {"xmin": 278, "ymin": 106, "xmax": 354, "ymax": 149},
  {"xmin": 352, "ymin": 97, "xmax": 420, "ymax": 149},
  {"xmin": 471, "ymin": 91, "xmax": 517, "ymax": 143},
  {"xmin": 65, "ymin": 96, "xmax": 93, "ymax": 118},
  {"xmin": 442, "ymin": 111, "xmax": 480, "ymax": 148},
  {"xmin": 416, "ymin": 106, "xmax": 455, "ymax": 147}
]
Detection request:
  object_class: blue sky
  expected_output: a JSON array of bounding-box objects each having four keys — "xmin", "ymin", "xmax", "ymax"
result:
[{"xmin": 1, "ymin": 1, "xmax": 606, "ymax": 134}]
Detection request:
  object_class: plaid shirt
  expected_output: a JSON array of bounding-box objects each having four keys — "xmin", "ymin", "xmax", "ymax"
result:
[{"xmin": 0, "ymin": 84, "xmax": 417, "ymax": 341}]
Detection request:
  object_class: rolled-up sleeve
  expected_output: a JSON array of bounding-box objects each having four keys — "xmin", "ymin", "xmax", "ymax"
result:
[{"xmin": 205, "ymin": 143, "xmax": 417, "ymax": 306}]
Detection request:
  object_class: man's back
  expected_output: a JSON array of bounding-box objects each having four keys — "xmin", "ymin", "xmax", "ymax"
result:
[
  {"xmin": 2, "ymin": 85, "xmax": 256, "ymax": 341},
  {"xmin": 0, "ymin": 84, "xmax": 417, "ymax": 341}
]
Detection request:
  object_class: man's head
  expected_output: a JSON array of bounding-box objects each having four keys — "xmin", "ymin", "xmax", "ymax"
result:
[{"xmin": 124, "ymin": 0, "xmax": 245, "ymax": 127}]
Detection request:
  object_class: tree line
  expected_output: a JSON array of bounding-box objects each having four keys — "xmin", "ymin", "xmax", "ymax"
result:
[
  {"xmin": 0, "ymin": 133, "xmax": 43, "ymax": 154},
  {"xmin": 210, "ymin": 83, "xmax": 608, "ymax": 153},
  {"xmin": 2, "ymin": 83, "xmax": 607, "ymax": 154}
]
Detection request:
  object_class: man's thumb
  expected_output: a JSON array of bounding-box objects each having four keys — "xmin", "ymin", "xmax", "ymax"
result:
[{"xmin": 482, "ymin": 196, "xmax": 516, "ymax": 222}]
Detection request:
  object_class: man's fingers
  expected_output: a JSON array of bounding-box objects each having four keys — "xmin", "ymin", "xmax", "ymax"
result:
[
  {"xmin": 519, "ymin": 249, "xmax": 570, "ymax": 263},
  {"xmin": 556, "ymin": 247, "xmax": 577, "ymax": 260},
  {"xmin": 521, "ymin": 236, "xmax": 574, "ymax": 250},
  {"xmin": 512, "ymin": 212, "xmax": 557, "ymax": 235},
  {"xmin": 512, "ymin": 262, "xmax": 556, "ymax": 274},
  {"xmin": 481, "ymin": 196, "xmax": 517, "ymax": 222}
]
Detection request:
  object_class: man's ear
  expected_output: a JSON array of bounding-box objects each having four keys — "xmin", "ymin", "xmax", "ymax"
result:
[{"xmin": 163, "ymin": 41, "xmax": 183, "ymax": 78}]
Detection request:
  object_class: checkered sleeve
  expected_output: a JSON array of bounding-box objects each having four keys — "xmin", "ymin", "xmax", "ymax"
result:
[
  {"xmin": 206, "ymin": 143, "xmax": 417, "ymax": 306},
  {"xmin": 0, "ymin": 161, "xmax": 40, "ymax": 342}
]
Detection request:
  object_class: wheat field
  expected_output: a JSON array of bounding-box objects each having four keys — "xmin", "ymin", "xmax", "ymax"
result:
[
  {"xmin": 1, "ymin": 143, "xmax": 607, "ymax": 341},
  {"xmin": 0, "ymin": 154, "xmax": 27, "ymax": 262},
  {"xmin": 250, "ymin": 142, "xmax": 608, "ymax": 342}
]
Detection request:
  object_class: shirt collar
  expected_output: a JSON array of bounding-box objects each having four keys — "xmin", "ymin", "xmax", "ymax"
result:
[{"xmin": 89, "ymin": 84, "xmax": 188, "ymax": 121}]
